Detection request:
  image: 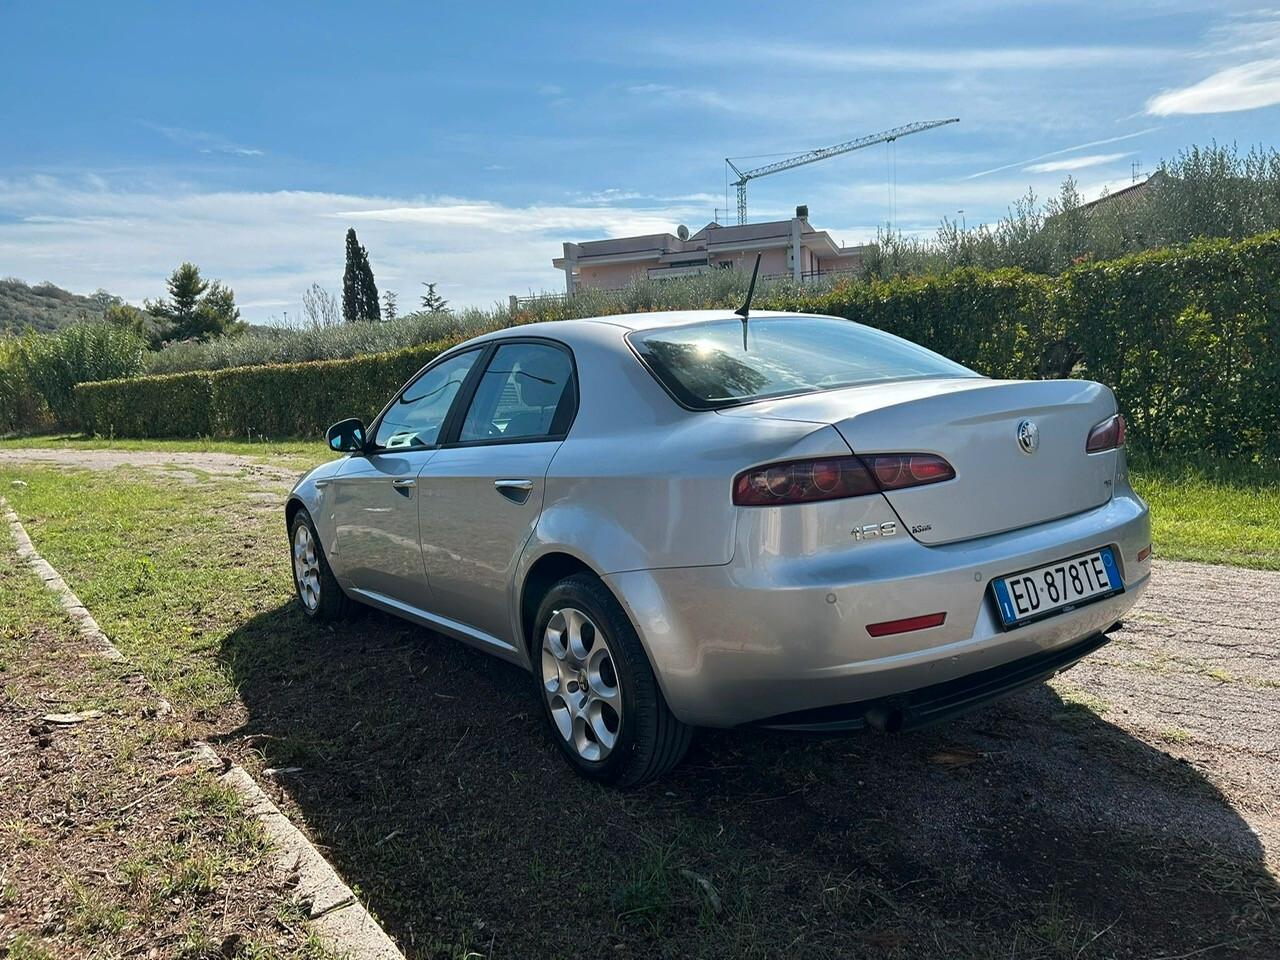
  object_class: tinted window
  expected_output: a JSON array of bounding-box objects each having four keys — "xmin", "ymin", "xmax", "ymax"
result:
[
  {"xmin": 458, "ymin": 342, "xmax": 574, "ymax": 443},
  {"xmin": 374, "ymin": 349, "xmax": 479, "ymax": 449},
  {"xmin": 629, "ymin": 316, "xmax": 978, "ymax": 409}
]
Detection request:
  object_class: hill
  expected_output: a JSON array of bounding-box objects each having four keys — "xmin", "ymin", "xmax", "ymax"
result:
[{"xmin": 0, "ymin": 278, "xmax": 114, "ymax": 336}]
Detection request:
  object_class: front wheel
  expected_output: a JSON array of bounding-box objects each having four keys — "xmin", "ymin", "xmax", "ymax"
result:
[
  {"xmin": 289, "ymin": 508, "xmax": 355, "ymax": 621},
  {"xmin": 533, "ymin": 574, "xmax": 692, "ymax": 786}
]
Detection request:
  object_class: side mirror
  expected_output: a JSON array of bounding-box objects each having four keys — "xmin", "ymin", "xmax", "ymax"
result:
[{"xmin": 326, "ymin": 417, "xmax": 367, "ymax": 454}]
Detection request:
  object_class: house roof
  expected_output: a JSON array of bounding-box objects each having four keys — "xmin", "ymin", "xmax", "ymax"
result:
[{"xmin": 553, "ymin": 215, "xmax": 869, "ymax": 269}]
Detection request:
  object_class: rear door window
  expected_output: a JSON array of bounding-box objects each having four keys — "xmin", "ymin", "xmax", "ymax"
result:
[{"xmin": 457, "ymin": 342, "xmax": 575, "ymax": 443}]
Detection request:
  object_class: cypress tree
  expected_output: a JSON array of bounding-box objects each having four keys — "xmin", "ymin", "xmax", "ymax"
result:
[{"xmin": 342, "ymin": 228, "xmax": 382, "ymax": 323}]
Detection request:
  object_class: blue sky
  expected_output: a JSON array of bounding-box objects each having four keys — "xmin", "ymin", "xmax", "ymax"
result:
[{"xmin": 3, "ymin": 1, "xmax": 1280, "ymax": 322}]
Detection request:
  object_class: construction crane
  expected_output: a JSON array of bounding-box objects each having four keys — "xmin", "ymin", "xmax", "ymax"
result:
[{"xmin": 725, "ymin": 118, "xmax": 959, "ymax": 225}]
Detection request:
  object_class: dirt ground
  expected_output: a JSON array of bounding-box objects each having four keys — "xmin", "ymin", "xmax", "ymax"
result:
[
  {"xmin": 4, "ymin": 447, "xmax": 1278, "ymax": 958},
  {"xmin": 0, "ymin": 448, "xmax": 303, "ymax": 485},
  {"xmin": 0, "ymin": 545, "xmax": 326, "ymax": 958}
]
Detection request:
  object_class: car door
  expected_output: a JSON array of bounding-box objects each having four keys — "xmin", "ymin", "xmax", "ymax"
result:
[
  {"xmin": 330, "ymin": 348, "xmax": 482, "ymax": 610},
  {"xmin": 416, "ymin": 339, "xmax": 577, "ymax": 650}
]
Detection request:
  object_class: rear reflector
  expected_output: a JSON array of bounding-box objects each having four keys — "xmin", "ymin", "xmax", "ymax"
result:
[
  {"xmin": 733, "ymin": 453, "xmax": 954, "ymax": 506},
  {"xmin": 865, "ymin": 612, "xmax": 947, "ymax": 637},
  {"xmin": 1086, "ymin": 413, "xmax": 1126, "ymax": 453},
  {"xmin": 1137, "ymin": 544, "xmax": 1152, "ymax": 562}
]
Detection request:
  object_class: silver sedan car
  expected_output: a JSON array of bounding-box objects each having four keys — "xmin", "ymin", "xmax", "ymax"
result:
[{"xmin": 286, "ymin": 310, "xmax": 1151, "ymax": 785}]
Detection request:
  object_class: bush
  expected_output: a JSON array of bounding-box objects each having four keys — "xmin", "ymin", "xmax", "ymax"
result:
[
  {"xmin": 208, "ymin": 338, "xmax": 460, "ymax": 437},
  {"xmin": 72, "ymin": 232, "xmax": 1280, "ymax": 463},
  {"xmin": 77, "ymin": 370, "xmax": 214, "ymax": 438},
  {"xmin": 78, "ymin": 338, "xmax": 463, "ymax": 440},
  {"xmin": 1064, "ymin": 233, "xmax": 1280, "ymax": 461},
  {"xmin": 0, "ymin": 338, "xmax": 51, "ymax": 434},
  {"xmin": 0, "ymin": 321, "xmax": 144, "ymax": 432},
  {"xmin": 143, "ymin": 309, "xmax": 503, "ymax": 374}
]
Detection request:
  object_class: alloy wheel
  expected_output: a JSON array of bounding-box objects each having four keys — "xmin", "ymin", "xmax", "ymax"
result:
[
  {"xmin": 292, "ymin": 523, "xmax": 321, "ymax": 612},
  {"xmin": 541, "ymin": 606, "xmax": 622, "ymax": 761}
]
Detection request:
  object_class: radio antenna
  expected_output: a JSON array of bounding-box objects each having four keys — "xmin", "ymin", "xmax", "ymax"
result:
[{"xmin": 735, "ymin": 252, "xmax": 762, "ymax": 350}]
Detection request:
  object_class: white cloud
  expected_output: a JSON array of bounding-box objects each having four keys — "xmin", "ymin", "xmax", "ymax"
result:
[
  {"xmin": 0, "ymin": 176, "xmax": 708, "ymax": 322},
  {"xmin": 1147, "ymin": 58, "xmax": 1280, "ymax": 114},
  {"xmin": 962, "ymin": 128, "xmax": 1160, "ymax": 179},
  {"xmin": 625, "ymin": 83, "xmax": 738, "ymax": 112},
  {"xmin": 147, "ymin": 124, "xmax": 264, "ymax": 157},
  {"xmin": 652, "ymin": 37, "xmax": 1177, "ymax": 72},
  {"xmin": 1025, "ymin": 152, "xmax": 1133, "ymax": 173}
]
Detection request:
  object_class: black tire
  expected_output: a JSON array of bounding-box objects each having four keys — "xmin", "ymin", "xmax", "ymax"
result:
[
  {"xmin": 288, "ymin": 508, "xmax": 355, "ymax": 621},
  {"xmin": 532, "ymin": 573, "xmax": 692, "ymax": 787}
]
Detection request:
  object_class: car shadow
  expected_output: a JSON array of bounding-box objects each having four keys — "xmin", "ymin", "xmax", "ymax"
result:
[{"xmin": 216, "ymin": 603, "xmax": 1279, "ymax": 959}]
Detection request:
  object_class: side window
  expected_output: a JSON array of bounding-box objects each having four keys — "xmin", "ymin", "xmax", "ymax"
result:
[
  {"xmin": 374, "ymin": 350, "xmax": 479, "ymax": 449},
  {"xmin": 458, "ymin": 342, "xmax": 574, "ymax": 443}
]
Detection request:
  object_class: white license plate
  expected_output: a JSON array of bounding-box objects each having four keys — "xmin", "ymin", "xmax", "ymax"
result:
[{"xmin": 991, "ymin": 547, "xmax": 1123, "ymax": 629}]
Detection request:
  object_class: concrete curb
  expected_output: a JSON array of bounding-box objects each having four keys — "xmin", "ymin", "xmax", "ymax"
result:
[
  {"xmin": 190, "ymin": 746, "xmax": 405, "ymax": 960},
  {"xmin": 3, "ymin": 494, "xmax": 406, "ymax": 960},
  {"xmin": 3, "ymin": 496, "xmax": 123, "ymax": 662}
]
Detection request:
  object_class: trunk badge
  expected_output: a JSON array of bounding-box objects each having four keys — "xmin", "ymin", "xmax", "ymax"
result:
[{"xmin": 1016, "ymin": 419, "xmax": 1040, "ymax": 455}]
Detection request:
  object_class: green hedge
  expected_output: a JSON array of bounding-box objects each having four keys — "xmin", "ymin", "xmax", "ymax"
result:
[
  {"xmin": 77, "ymin": 338, "xmax": 462, "ymax": 439},
  {"xmin": 1062, "ymin": 233, "xmax": 1279, "ymax": 462},
  {"xmin": 772, "ymin": 233, "xmax": 1279, "ymax": 461},
  {"xmin": 74, "ymin": 233, "xmax": 1280, "ymax": 461}
]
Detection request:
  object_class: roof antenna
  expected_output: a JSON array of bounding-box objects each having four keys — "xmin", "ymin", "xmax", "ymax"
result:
[{"xmin": 735, "ymin": 252, "xmax": 762, "ymax": 350}]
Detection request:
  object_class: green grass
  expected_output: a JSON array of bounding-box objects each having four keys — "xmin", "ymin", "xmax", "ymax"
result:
[
  {"xmin": 0, "ymin": 463, "xmax": 290, "ymax": 713},
  {"xmin": 1128, "ymin": 455, "xmax": 1280, "ymax": 570}
]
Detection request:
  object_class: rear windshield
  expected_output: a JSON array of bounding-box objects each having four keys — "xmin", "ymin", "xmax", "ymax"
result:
[{"xmin": 627, "ymin": 316, "xmax": 979, "ymax": 409}]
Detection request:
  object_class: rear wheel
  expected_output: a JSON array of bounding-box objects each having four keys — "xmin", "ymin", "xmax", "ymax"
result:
[
  {"xmin": 533, "ymin": 574, "xmax": 692, "ymax": 786},
  {"xmin": 289, "ymin": 508, "xmax": 354, "ymax": 621}
]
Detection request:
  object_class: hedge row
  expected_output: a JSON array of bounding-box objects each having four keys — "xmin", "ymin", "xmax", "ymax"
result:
[
  {"xmin": 74, "ymin": 233, "xmax": 1280, "ymax": 460},
  {"xmin": 770, "ymin": 232, "xmax": 1280, "ymax": 461},
  {"xmin": 76, "ymin": 337, "xmax": 463, "ymax": 439}
]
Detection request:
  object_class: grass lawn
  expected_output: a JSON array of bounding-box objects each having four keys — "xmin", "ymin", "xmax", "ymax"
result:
[
  {"xmin": 1128, "ymin": 454, "xmax": 1280, "ymax": 570},
  {"xmin": 1, "ymin": 457, "xmax": 1276, "ymax": 958}
]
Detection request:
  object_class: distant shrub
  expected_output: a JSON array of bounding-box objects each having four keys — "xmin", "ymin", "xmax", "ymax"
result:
[
  {"xmin": 72, "ymin": 232, "xmax": 1280, "ymax": 463},
  {"xmin": 143, "ymin": 309, "xmax": 504, "ymax": 374},
  {"xmin": 0, "ymin": 321, "xmax": 144, "ymax": 431},
  {"xmin": 1064, "ymin": 232, "xmax": 1280, "ymax": 461},
  {"xmin": 78, "ymin": 338, "xmax": 463, "ymax": 440}
]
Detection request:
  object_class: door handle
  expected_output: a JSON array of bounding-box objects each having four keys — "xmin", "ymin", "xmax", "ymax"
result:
[
  {"xmin": 494, "ymin": 478, "xmax": 534, "ymax": 504},
  {"xmin": 392, "ymin": 478, "xmax": 417, "ymax": 488}
]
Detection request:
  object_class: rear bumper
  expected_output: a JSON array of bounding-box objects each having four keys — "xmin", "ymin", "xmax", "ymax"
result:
[
  {"xmin": 756, "ymin": 630, "xmax": 1112, "ymax": 732},
  {"xmin": 605, "ymin": 489, "xmax": 1150, "ymax": 728}
]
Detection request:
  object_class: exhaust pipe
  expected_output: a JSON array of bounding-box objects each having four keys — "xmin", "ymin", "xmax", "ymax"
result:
[{"xmin": 864, "ymin": 704, "xmax": 905, "ymax": 733}]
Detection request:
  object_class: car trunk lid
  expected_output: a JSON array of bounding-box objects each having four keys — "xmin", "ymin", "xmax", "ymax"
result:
[{"xmin": 717, "ymin": 377, "xmax": 1118, "ymax": 544}]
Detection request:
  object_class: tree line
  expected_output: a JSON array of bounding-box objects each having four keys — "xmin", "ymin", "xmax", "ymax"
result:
[{"xmin": 862, "ymin": 142, "xmax": 1280, "ymax": 279}]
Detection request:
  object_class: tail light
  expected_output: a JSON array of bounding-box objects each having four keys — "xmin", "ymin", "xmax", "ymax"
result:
[
  {"xmin": 733, "ymin": 453, "xmax": 954, "ymax": 506},
  {"xmin": 1086, "ymin": 413, "xmax": 1126, "ymax": 453}
]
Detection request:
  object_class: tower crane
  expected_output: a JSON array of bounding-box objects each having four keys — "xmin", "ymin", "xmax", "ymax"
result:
[{"xmin": 725, "ymin": 118, "xmax": 959, "ymax": 225}]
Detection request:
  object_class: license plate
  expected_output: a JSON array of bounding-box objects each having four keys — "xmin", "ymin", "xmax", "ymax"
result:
[{"xmin": 991, "ymin": 547, "xmax": 1123, "ymax": 629}]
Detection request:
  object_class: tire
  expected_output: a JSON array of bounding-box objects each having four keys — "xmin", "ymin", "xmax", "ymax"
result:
[
  {"xmin": 289, "ymin": 508, "xmax": 355, "ymax": 621},
  {"xmin": 532, "ymin": 573, "xmax": 692, "ymax": 786}
]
